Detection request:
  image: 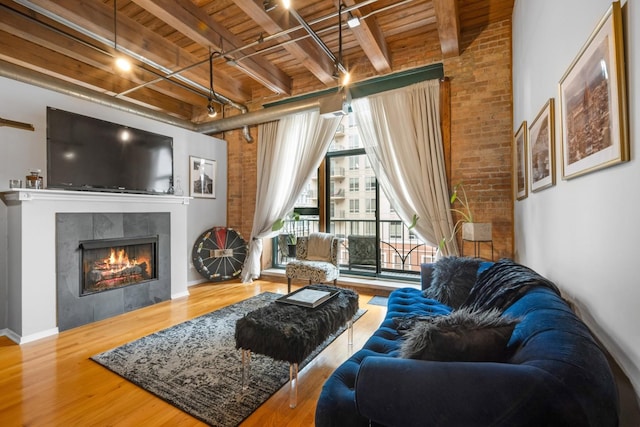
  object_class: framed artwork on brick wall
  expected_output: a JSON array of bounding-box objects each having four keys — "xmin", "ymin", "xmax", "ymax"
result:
[
  {"xmin": 529, "ymin": 98, "xmax": 555, "ymax": 192},
  {"xmin": 559, "ymin": 1, "xmax": 628, "ymax": 180},
  {"xmin": 514, "ymin": 121, "xmax": 528, "ymax": 201}
]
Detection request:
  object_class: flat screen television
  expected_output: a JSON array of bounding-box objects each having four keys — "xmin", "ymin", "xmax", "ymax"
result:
[{"xmin": 47, "ymin": 107, "xmax": 174, "ymax": 195}]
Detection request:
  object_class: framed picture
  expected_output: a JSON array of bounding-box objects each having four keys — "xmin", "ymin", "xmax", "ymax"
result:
[
  {"xmin": 514, "ymin": 121, "xmax": 528, "ymax": 201},
  {"xmin": 190, "ymin": 156, "xmax": 216, "ymax": 198},
  {"xmin": 559, "ymin": 1, "xmax": 628, "ymax": 180},
  {"xmin": 528, "ymin": 98, "xmax": 556, "ymax": 192}
]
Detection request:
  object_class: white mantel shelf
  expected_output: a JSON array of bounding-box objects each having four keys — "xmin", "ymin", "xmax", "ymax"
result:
[
  {"xmin": 2, "ymin": 188, "xmax": 191, "ymax": 204},
  {"xmin": 3, "ymin": 188, "xmax": 191, "ymax": 344}
]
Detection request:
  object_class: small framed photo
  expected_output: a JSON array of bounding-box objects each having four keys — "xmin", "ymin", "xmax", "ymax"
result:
[
  {"xmin": 190, "ymin": 156, "xmax": 216, "ymax": 198},
  {"xmin": 559, "ymin": 1, "xmax": 628, "ymax": 179},
  {"xmin": 514, "ymin": 121, "xmax": 528, "ymax": 201},
  {"xmin": 529, "ymin": 98, "xmax": 555, "ymax": 192}
]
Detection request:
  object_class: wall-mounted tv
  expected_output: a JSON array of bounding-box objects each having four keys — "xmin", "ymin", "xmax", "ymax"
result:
[{"xmin": 47, "ymin": 107, "xmax": 173, "ymax": 195}]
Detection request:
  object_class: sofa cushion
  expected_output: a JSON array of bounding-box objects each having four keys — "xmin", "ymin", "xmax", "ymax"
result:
[
  {"xmin": 399, "ymin": 307, "xmax": 519, "ymax": 362},
  {"xmin": 422, "ymin": 256, "xmax": 484, "ymax": 308}
]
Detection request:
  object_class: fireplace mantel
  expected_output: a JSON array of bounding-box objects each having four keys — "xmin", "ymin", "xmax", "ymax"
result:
[
  {"xmin": 2, "ymin": 189, "xmax": 191, "ymax": 344},
  {"xmin": 3, "ymin": 188, "xmax": 190, "ymax": 204}
]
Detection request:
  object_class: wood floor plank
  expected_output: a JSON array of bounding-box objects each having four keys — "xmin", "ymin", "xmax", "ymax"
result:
[{"xmin": 0, "ymin": 279, "xmax": 389, "ymax": 426}]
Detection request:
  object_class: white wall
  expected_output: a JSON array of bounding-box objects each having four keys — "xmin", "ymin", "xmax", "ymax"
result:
[
  {"xmin": 513, "ymin": 0, "xmax": 639, "ymax": 396},
  {"xmin": 0, "ymin": 77, "xmax": 228, "ymax": 331}
]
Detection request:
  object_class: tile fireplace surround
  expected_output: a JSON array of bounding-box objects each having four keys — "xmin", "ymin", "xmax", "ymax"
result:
[{"xmin": 2, "ymin": 189, "xmax": 190, "ymax": 344}]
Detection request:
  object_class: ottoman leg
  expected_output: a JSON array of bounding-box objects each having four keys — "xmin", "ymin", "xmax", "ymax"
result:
[
  {"xmin": 289, "ymin": 362, "xmax": 299, "ymax": 408},
  {"xmin": 348, "ymin": 319, "xmax": 354, "ymax": 348},
  {"xmin": 241, "ymin": 349, "xmax": 251, "ymax": 390}
]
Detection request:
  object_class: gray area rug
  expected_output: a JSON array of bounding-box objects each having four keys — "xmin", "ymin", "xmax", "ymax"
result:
[{"xmin": 91, "ymin": 292, "xmax": 364, "ymax": 426}]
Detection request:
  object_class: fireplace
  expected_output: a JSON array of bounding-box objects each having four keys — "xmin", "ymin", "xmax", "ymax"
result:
[{"xmin": 79, "ymin": 236, "xmax": 158, "ymax": 296}]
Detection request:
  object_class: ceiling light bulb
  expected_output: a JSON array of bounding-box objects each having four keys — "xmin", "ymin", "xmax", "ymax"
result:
[
  {"xmin": 342, "ymin": 71, "xmax": 351, "ymax": 86},
  {"xmin": 115, "ymin": 57, "xmax": 131, "ymax": 71},
  {"xmin": 347, "ymin": 16, "xmax": 360, "ymax": 28},
  {"xmin": 282, "ymin": 0, "xmax": 291, "ymax": 9},
  {"xmin": 207, "ymin": 102, "xmax": 217, "ymax": 118}
]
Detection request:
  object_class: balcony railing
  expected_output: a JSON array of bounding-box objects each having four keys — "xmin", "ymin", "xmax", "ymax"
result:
[{"xmin": 273, "ymin": 217, "xmax": 437, "ymax": 280}]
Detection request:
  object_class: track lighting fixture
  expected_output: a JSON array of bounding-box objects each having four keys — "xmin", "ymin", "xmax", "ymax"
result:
[
  {"xmin": 283, "ymin": 2, "xmax": 351, "ymax": 88},
  {"xmin": 337, "ymin": 3, "xmax": 351, "ymax": 86},
  {"xmin": 347, "ymin": 12, "xmax": 360, "ymax": 28}
]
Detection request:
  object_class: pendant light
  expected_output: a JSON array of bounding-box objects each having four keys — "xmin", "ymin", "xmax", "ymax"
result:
[
  {"xmin": 113, "ymin": 0, "xmax": 131, "ymax": 72},
  {"xmin": 207, "ymin": 51, "xmax": 224, "ymax": 118}
]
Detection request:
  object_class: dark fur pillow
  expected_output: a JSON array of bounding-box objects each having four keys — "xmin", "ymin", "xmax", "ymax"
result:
[
  {"xmin": 422, "ymin": 256, "xmax": 483, "ymax": 308},
  {"xmin": 399, "ymin": 307, "xmax": 519, "ymax": 362}
]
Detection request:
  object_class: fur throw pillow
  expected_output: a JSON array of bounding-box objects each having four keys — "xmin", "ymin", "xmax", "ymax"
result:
[
  {"xmin": 399, "ymin": 307, "xmax": 519, "ymax": 362},
  {"xmin": 422, "ymin": 256, "xmax": 483, "ymax": 308}
]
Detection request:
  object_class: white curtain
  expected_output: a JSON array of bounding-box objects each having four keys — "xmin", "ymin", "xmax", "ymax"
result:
[
  {"xmin": 241, "ymin": 110, "xmax": 341, "ymax": 282},
  {"xmin": 352, "ymin": 79, "xmax": 458, "ymax": 255}
]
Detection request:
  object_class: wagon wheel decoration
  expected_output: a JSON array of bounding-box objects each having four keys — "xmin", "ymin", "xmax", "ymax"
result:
[{"xmin": 192, "ymin": 227, "xmax": 247, "ymax": 281}]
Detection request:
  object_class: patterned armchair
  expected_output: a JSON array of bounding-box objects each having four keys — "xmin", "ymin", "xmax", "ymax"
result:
[{"xmin": 285, "ymin": 232, "xmax": 340, "ymax": 293}]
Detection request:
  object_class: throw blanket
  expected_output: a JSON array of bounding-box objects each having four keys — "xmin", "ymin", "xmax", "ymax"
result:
[
  {"xmin": 463, "ymin": 259, "xmax": 561, "ymax": 312},
  {"xmin": 307, "ymin": 232, "xmax": 333, "ymax": 261}
]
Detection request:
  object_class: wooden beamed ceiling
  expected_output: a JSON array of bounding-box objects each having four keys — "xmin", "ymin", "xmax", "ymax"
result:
[{"xmin": 0, "ymin": 0, "xmax": 514, "ymax": 123}]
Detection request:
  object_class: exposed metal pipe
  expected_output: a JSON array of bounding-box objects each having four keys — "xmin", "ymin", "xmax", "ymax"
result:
[
  {"xmin": 1, "ymin": 60, "xmax": 284, "ymax": 141},
  {"xmin": 0, "ymin": 60, "xmax": 196, "ymax": 130},
  {"xmin": 195, "ymin": 95, "xmax": 331, "ymax": 134}
]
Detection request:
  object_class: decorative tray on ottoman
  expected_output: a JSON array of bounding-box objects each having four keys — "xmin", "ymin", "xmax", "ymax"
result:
[{"xmin": 276, "ymin": 285, "xmax": 340, "ymax": 308}]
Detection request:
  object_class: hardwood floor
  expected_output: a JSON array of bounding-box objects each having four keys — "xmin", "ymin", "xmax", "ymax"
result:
[{"xmin": 0, "ymin": 278, "xmax": 389, "ymax": 426}]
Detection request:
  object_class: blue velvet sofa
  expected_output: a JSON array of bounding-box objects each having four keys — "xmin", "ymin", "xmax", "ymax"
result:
[{"xmin": 315, "ymin": 258, "xmax": 619, "ymax": 426}]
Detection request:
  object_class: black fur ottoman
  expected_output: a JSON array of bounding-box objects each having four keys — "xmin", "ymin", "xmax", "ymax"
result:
[{"xmin": 235, "ymin": 285, "xmax": 359, "ymax": 407}]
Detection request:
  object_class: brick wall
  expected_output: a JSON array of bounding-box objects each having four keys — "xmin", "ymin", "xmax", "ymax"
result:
[
  {"xmin": 226, "ymin": 18, "xmax": 514, "ymax": 264},
  {"xmin": 444, "ymin": 20, "xmax": 514, "ymax": 259}
]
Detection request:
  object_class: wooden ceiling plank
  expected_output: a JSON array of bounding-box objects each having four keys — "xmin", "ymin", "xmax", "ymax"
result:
[
  {"xmin": 233, "ymin": 0, "xmax": 336, "ymax": 86},
  {"xmin": 342, "ymin": 0, "xmax": 392, "ymax": 74},
  {"xmin": 131, "ymin": 0, "xmax": 292, "ymax": 95},
  {"xmin": 19, "ymin": 0, "xmax": 251, "ymax": 102},
  {"xmin": 433, "ymin": 0, "xmax": 461, "ymax": 57}
]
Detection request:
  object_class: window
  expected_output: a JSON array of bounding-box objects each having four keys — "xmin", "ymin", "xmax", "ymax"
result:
[
  {"xmin": 349, "ymin": 177, "xmax": 359, "ymax": 192},
  {"xmin": 364, "ymin": 222, "xmax": 376, "ymax": 235},
  {"xmin": 348, "ymin": 133, "xmax": 360, "ymax": 149},
  {"xmin": 349, "ymin": 157, "xmax": 359, "ymax": 170},
  {"xmin": 389, "ymin": 221, "xmax": 402, "ymax": 238},
  {"xmin": 365, "ymin": 198, "xmax": 375, "ymax": 213},
  {"xmin": 365, "ymin": 176, "xmax": 376, "ymax": 191},
  {"xmin": 349, "ymin": 199, "xmax": 360, "ymax": 213}
]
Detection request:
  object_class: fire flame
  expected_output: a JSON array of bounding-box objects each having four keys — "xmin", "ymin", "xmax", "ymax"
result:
[{"xmin": 106, "ymin": 248, "xmax": 138, "ymax": 271}]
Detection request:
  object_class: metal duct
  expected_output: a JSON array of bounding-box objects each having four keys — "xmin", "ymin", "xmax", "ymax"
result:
[{"xmin": 194, "ymin": 94, "xmax": 331, "ymax": 134}]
